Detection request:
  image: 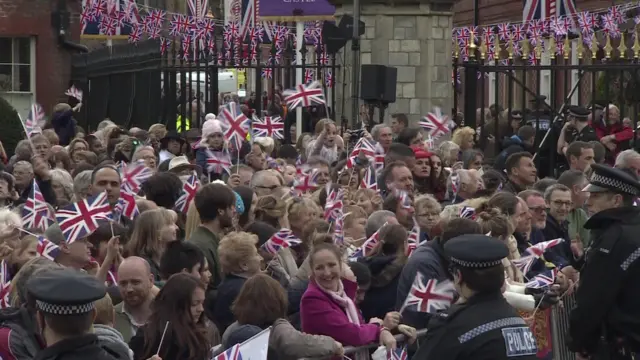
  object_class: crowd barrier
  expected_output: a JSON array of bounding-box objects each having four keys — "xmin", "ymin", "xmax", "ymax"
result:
[
  {"xmin": 299, "ymin": 293, "xmax": 577, "ymax": 360},
  {"xmin": 550, "ymin": 292, "xmax": 577, "ymax": 360}
]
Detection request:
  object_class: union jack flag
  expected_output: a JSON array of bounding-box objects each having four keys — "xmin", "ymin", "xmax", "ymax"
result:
[
  {"xmin": 333, "ymin": 212, "xmax": 345, "ymax": 245},
  {"xmin": 218, "ymin": 102, "xmax": 250, "ymax": 150},
  {"xmin": 360, "ymin": 167, "xmax": 378, "ymax": 191},
  {"xmin": 284, "ymin": 81, "xmax": 326, "ymax": 110},
  {"xmin": 261, "ymin": 229, "xmax": 302, "ymax": 255},
  {"xmin": 293, "ymin": 170, "xmax": 320, "ymax": 194},
  {"xmin": 402, "ymin": 272, "xmax": 455, "ymax": 313},
  {"xmin": 214, "ymin": 344, "xmax": 242, "ymax": 360},
  {"xmin": 65, "ymin": 85, "xmax": 84, "ymax": 102},
  {"xmin": 394, "ymin": 189, "xmax": 412, "ymax": 209},
  {"xmin": 523, "ymin": 0, "xmax": 578, "ymax": 29},
  {"xmin": 261, "ymin": 67, "xmax": 273, "ymax": 79},
  {"xmin": 406, "ymin": 223, "xmax": 421, "ymax": 257},
  {"xmin": 160, "ymin": 37, "xmax": 171, "ymax": 55},
  {"xmin": 114, "ymin": 188, "xmax": 139, "ymax": 220},
  {"xmin": 525, "ymin": 268, "xmax": 557, "ymax": 289},
  {"xmin": 119, "ymin": 160, "xmax": 152, "ymax": 194},
  {"xmin": 304, "ymin": 69, "xmax": 315, "ymax": 84},
  {"xmin": 56, "ymin": 192, "xmax": 112, "ymax": 244},
  {"xmin": 205, "ymin": 150, "xmax": 232, "ymax": 175},
  {"xmin": 387, "ymin": 346, "xmax": 408, "ymax": 360},
  {"xmin": 512, "ymin": 238, "xmax": 564, "ymax": 275},
  {"xmin": 349, "ymin": 223, "xmax": 387, "ymax": 260},
  {"xmin": 420, "ymin": 107, "xmax": 453, "ymax": 139},
  {"xmin": 323, "ymin": 188, "xmax": 344, "ymax": 223},
  {"xmin": 459, "ymin": 206, "xmax": 476, "ymax": 220},
  {"xmin": 346, "ymin": 138, "xmax": 377, "ymax": 169},
  {"xmin": 170, "ymin": 14, "xmax": 190, "ymax": 36},
  {"xmin": 0, "ymin": 260, "xmax": 11, "ymax": 308},
  {"xmin": 23, "ymin": 103, "xmax": 45, "ymax": 137},
  {"xmin": 37, "ymin": 236, "xmax": 61, "ymax": 261},
  {"xmin": 175, "ymin": 174, "xmax": 199, "ymax": 214},
  {"xmin": 187, "ymin": 0, "xmax": 208, "ymax": 18},
  {"xmin": 22, "ymin": 180, "xmax": 54, "ymax": 231},
  {"xmin": 252, "ymin": 115, "xmax": 284, "ymax": 139}
]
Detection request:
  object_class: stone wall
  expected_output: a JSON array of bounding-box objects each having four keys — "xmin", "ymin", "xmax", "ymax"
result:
[{"xmin": 334, "ymin": 2, "xmax": 453, "ymax": 125}]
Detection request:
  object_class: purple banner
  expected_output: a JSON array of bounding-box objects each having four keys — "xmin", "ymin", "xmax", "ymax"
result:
[{"xmin": 258, "ymin": 0, "xmax": 335, "ymax": 21}]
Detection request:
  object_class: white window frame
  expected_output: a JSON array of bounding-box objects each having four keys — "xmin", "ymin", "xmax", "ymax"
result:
[
  {"xmin": 570, "ymin": 39, "xmax": 580, "ymax": 105},
  {"xmin": 0, "ymin": 37, "xmax": 36, "ymax": 95}
]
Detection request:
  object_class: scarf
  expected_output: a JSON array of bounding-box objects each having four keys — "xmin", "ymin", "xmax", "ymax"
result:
[{"xmin": 316, "ymin": 279, "xmax": 360, "ymax": 326}]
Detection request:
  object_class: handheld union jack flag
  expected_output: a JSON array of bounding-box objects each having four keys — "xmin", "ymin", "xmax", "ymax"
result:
[
  {"xmin": 114, "ymin": 189, "xmax": 139, "ymax": 220},
  {"xmin": 22, "ymin": 103, "xmax": 44, "ymax": 138},
  {"xmin": 401, "ymin": 272, "xmax": 455, "ymax": 314},
  {"xmin": 37, "ymin": 236, "xmax": 61, "ymax": 261},
  {"xmin": 420, "ymin": 107, "xmax": 453, "ymax": 139},
  {"xmin": 65, "ymin": 85, "xmax": 84, "ymax": 102},
  {"xmin": 214, "ymin": 344, "xmax": 242, "ymax": 360},
  {"xmin": 360, "ymin": 167, "xmax": 378, "ymax": 191},
  {"xmin": 56, "ymin": 192, "xmax": 112, "ymax": 244},
  {"xmin": 511, "ymin": 238, "xmax": 564, "ymax": 275},
  {"xmin": 293, "ymin": 169, "xmax": 320, "ymax": 194},
  {"xmin": 175, "ymin": 173, "xmax": 199, "ymax": 214},
  {"xmin": 459, "ymin": 206, "xmax": 476, "ymax": 220},
  {"xmin": 0, "ymin": 260, "xmax": 11, "ymax": 308},
  {"xmin": 349, "ymin": 222, "xmax": 387, "ymax": 260},
  {"xmin": 333, "ymin": 212, "xmax": 345, "ymax": 245},
  {"xmin": 283, "ymin": 81, "xmax": 326, "ymax": 110},
  {"xmin": 387, "ymin": 346, "xmax": 408, "ymax": 360},
  {"xmin": 324, "ymin": 187, "xmax": 345, "ymax": 223},
  {"xmin": 252, "ymin": 115, "xmax": 284, "ymax": 139},
  {"xmin": 218, "ymin": 102, "xmax": 250, "ymax": 150},
  {"xmin": 261, "ymin": 228, "xmax": 302, "ymax": 255},
  {"xmin": 304, "ymin": 69, "xmax": 315, "ymax": 84},
  {"xmin": 205, "ymin": 149, "xmax": 232, "ymax": 175},
  {"xmin": 406, "ymin": 223, "xmax": 421, "ymax": 257},
  {"xmin": 119, "ymin": 160, "xmax": 152, "ymax": 194},
  {"xmin": 394, "ymin": 189, "xmax": 412, "ymax": 209},
  {"xmin": 22, "ymin": 180, "xmax": 54, "ymax": 231},
  {"xmin": 525, "ymin": 268, "xmax": 557, "ymax": 289}
]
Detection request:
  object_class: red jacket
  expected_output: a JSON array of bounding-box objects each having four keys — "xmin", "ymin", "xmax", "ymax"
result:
[{"xmin": 590, "ymin": 120, "xmax": 633, "ymax": 163}]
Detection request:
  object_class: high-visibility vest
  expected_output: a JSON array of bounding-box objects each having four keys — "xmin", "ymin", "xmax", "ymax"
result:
[{"xmin": 176, "ymin": 116, "xmax": 192, "ymax": 132}]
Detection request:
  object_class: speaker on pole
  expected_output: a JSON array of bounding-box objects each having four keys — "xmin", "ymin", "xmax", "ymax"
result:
[{"xmin": 360, "ymin": 65, "xmax": 397, "ymax": 104}]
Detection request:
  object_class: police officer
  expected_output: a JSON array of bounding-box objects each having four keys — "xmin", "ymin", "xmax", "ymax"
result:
[
  {"xmin": 414, "ymin": 234, "xmax": 538, "ymax": 360},
  {"xmin": 526, "ymin": 95, "xmax": 557, "ymax": 178},
  {"xmin": 557, "ymin": 105, "xmax": 598, "ymax": 155},
  {"xmin": 568, "ymin": 164, "xmax": 640, "ymax": 359},
  {"xmin": 30, "ymin": 269, "xmax": 128, "ymax": 360}
]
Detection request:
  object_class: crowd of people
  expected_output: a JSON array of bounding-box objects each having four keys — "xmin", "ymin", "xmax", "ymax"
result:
[{"xmin": 0, "ymin": 94, "xmax": 639, "ymax": 360}]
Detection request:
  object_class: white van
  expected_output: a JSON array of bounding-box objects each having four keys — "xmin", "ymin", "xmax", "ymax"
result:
[{"xmin": 162, "ymin": 70, "xmax": 239, "ymax": 99}]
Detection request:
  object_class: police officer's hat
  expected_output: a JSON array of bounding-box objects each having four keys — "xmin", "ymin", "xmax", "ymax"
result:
[
  {"xmin": 529, "ymin": 95, "xmax": 547, "ymax": 105},
  {"xmin": 567, "ymin": 105, "xmax": 590, "ymax": 119},
  {"xmin": 444, "ymin": 234, "xmax": 509, "ymax": 269},
  {"xmin": 27, "ymin": 269, "xmax": 106, "ymax": 315},
  {"xmin": 510, "ymin": 110, "xmax": 523, "ymax": 120},
  {"xmin": 582, "ymin": 164, "xmax": 640, "ymax": 196}
]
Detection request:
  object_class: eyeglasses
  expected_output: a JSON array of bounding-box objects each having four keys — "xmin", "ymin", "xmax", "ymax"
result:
[{"xmin": 528, "ymin": 206, "xmax": 547, "ymax": 214}]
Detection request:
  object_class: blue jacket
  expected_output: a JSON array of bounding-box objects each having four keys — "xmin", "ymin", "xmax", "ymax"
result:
[{"xmin": 395, "ymin": 240, "xmax": 451, "ymax": 329}]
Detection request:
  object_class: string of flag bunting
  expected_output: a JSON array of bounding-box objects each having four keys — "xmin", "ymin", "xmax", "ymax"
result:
[
  {"xmin": 452, "ymin": 2, "xmax": 640, "ymax": 64},
  {"xmin": 81, "ymin": 0, "xmax": 335, "ymax": 86}
]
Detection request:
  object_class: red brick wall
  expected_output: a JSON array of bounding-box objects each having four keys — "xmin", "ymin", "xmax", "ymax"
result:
[{"xmin": 0, "ymin": 0, "xmax": 81, "ymax": 114}]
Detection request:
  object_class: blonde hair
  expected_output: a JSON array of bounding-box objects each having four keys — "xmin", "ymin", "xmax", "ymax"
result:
[
  {"xmin": 218, "ymin": 232, "xmax": 258, "ymax": 274},
  {"xmin": 254, "ymin": 137, "xmax": 275, "ymax": 155},
  {"xmin": 53, "ymin": 103, "xmax": 71, "ymax": 113},
  {"xmin": 476, "ymin": 207, "xmax": 514, "ymax": 239},
  {"xmin": 451, "ymin": 127, "xmax": 475, "ymax": 147},
  {"xmin": 414, "ymin": 194, "xmax": 442, "ymax": 215},
  {"xmin": 313, "ymin": 118, "xmax": 334, "ymax": 135},
  {"xmin": 0, "ymin": 209, "xmax": 21, "ymax": 240},
  {"xmin": 287, "ymin": 197, "xmax": 317, "ymax": 224},
  {"xmin": 343, "ymin": 205, "xmax": 367, "ymax": 229},
  {"xmin": 94, "ymin": 294, "xmax": 115, "ymax": 325},
  {"xmin": 126, "ymin": 208, "xmax": 175, "ymax": 258},
  {"xmin": 50, "ymin": 169, "xmax": 75, "ymax": 203},
  {"xmin": 255, "ymin": 195, "xmax": 286, "ymax": 220},
  {"xmin": 148, "ymin": 123, "xmax": 168, "ymax": 140},
  {"xmin": 437, "ymin": 141, "xmax": 461, "ymax": 166}
]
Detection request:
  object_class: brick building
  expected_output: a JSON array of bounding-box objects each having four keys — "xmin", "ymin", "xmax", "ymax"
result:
[
  {"xmin": 0, "ymin": 0, "xmax": 83, "ymax": 118},
  {"xmin": 450, "ymin": 0, "xmax": 618, "ymax": 112}
]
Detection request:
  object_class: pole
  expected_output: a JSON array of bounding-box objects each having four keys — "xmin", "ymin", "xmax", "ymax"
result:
[
  {"xmin": 350, "ymin": 0, "xmax": 360, "ymax": 128},
  {"xmin": 296, "ymin": 22, "xmax": 304, "ymax": 139}
]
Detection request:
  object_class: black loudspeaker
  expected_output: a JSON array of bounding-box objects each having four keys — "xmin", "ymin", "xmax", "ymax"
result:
[{"xmin": 360, "ymin": 65, "xmax": 397, "ymax": 104}]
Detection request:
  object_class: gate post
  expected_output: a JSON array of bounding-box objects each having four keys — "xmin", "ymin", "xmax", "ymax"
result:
[{"xmin": 463, "ymin": 43, "xmax": 478, "ymax": 129}]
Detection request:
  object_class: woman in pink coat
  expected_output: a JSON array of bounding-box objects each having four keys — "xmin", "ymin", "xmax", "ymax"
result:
[{"xmin": 300, "ymin": 243, "xmax": 415, "ymax": 358}]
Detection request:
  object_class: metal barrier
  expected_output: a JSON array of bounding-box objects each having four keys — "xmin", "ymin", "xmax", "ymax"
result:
[{"xmin": 551, "ymin": 292, "xmax": 577, "ymax": 360}]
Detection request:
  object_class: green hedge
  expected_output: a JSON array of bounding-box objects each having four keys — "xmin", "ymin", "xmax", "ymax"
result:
[{"xmin": 0, "ymin": 97, "xmax": 26, "ymax": 159}]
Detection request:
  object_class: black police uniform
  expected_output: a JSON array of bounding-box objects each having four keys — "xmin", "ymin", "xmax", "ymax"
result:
[
  {"xmin": 414, "ymin": 235, "xmax": 538, "ymax": 360},
  {"xmin": 564, "ymin": 106, "xmax": 598, "ymax": 144},
  {"xmin": 525, "ymin": 96, "xmax": 557, "ymax": 178},
  {"xmin": 568, "ymin": 164, "xmax": 640, "ymax": 359},
  {"xmin": 30, "ymin": 269, "xmax": 129, "ymax": 360}
]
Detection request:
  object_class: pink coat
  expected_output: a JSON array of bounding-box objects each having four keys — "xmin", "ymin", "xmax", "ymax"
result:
[{"xmin": 300, "ymin": 278, "xmax": 381, "ymax": 347}]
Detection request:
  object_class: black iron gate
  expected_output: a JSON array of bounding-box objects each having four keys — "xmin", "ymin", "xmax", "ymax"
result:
[
  {"xmin": 453, "ymin": 33, "xmax": 640, "ymax": 176},
  {"xmin": 71, "ymin": 36, "xmax": 339, "ymax": 132}
]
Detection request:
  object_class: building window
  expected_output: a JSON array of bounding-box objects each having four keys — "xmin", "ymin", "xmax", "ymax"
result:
[{"xmin": 0, "ymin": 37, "xmax": 32, "ymax": 93}]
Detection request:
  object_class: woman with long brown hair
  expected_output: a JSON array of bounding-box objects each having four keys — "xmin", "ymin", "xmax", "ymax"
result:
[{"xmin": 129, "ymin": 273, "xmax": 212, "ymax": 360}]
